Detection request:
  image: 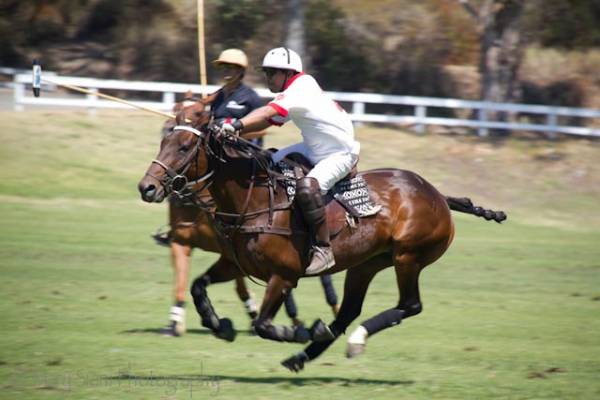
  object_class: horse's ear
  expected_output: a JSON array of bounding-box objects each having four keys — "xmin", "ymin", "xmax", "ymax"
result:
[
  {"xmin": 190, "ymin": 113, "xmax": 208, "ymax": 129},
  {"xmin": 172, "ymin": 102, "xmax": 183, "ymax": 113},
  {"xmin": 175, "ymin": 109, "xmax": 187, "ymax": 125}
]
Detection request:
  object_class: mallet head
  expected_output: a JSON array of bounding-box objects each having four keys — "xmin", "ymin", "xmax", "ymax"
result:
[{"xmin": 32, "ymin": 60, "xmax": 41, "ymax": 97}]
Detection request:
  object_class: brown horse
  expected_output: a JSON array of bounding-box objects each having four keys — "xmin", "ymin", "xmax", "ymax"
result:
[
  {"xmin": 153, "ymin": 100, "xmax": 340, "ymax": 337},
  {"xmin": 157, "ymin": 98, "xmax": 261, "ymax": 337},
  {"xmin": 138, "ymin": 117, "xmax": 506, "ymax": 372}
]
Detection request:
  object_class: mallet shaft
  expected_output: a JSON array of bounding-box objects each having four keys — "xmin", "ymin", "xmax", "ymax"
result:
[{"xmin": 42, "ymin": 78, "xmax": 176, "ymax": 119}]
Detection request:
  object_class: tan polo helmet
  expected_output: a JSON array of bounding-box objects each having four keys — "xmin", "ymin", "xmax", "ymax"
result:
[{"xmin": 212, "ymin": 48, "xmax": 248, "ymax": 69}]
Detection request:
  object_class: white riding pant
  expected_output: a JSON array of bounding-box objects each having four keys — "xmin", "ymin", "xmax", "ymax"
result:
[{"xmin": 272, "ymin": 142, "xmax": 358, "ymax": 192}]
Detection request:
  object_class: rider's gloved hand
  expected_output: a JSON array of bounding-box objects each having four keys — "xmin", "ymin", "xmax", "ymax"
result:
[{"xmin": 220, "ymin": 118, "xmax": 244, "ymax": 135}]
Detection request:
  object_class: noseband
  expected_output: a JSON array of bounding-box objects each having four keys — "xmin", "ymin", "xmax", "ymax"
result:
[{"xmin": 146, "ymin": 125, "xmax": 214, "ymax": 196}]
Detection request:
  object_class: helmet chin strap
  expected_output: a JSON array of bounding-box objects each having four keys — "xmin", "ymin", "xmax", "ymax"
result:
[
  {"xmin": 279, "ymin": 70, "xmax": 294, "ymax": 93},
  {"xmin": 222, "ymin": 66, "xmax": 244, "ymax": 93},
  {"xmin": 224, "ymin": 74, "xmax": 243, "ymax": 94}
]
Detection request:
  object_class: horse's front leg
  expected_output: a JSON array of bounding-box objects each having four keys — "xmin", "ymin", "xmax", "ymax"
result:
[
  {"xmin": 253, "ymin": 274, "xmax": 311, "ymax": 343},
  {"xmin": 190, "ymin": 256, "xmax": 241, "ymax": 342},
  {"xmin": 164, "ymin": 241, "xmax": 192, "ymax": 336}
]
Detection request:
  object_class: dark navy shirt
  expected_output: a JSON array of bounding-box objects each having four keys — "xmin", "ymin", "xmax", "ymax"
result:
[
  {"xmin": 212, "ymin": 83, "xmax": 263, "ymax": 119},
  {"xmin": 212, "ymin": 83, "xmax": 264, "ymax": 147}
]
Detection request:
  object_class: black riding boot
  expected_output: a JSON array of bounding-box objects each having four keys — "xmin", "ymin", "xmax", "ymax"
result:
[{"xmin": 296, "ymin": 177, "xmax": 335, "ymax": 275}]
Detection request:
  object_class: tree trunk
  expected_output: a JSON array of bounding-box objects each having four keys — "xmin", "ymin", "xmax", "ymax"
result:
[
  {"xmin": 285, "ymin": 0, "xmax": 309, "ymax": 70},
  {"xmin": 478, "ymin": 0, "xmax": 524, "ymax": 135}
]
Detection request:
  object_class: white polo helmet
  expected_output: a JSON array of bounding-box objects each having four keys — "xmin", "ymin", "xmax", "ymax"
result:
[
  {"xmin": 262, "ymin": 47, "xmax": 302, "ymax": 72},
  {"xmin": 213, "ymin": 48, "xmax": 248, "ymax": 69}
]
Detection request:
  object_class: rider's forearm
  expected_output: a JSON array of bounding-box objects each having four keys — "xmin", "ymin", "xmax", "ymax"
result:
[{"xmin": 240, "ymin": 105, "xmax": 277, "ymax": 133}]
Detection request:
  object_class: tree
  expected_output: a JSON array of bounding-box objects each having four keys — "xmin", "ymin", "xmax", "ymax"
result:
[{"xmin": 459, "ymin": 0, "xmax": 525, "ymax": 135}]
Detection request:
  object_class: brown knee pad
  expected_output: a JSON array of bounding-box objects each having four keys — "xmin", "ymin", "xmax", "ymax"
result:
[{"xmin": 295, "ymin": 177, "xmax": 325, "ymax": 225}]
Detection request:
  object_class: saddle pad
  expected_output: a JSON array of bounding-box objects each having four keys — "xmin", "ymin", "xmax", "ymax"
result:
[
  {"xmin": 332, "ymin": 175, "xmax": 381, "ymax": 217},
  {"xmin": 277, "ymin": 160, "xmax": 298, "ymax": 199},
  {"xmin": 276, "ymin": 161, "xmax": 381, "ymax": 218}
]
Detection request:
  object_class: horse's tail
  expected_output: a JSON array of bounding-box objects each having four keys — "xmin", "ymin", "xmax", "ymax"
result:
[{"xmin": 445, "ymin": 196, "xmax": 507, "ymax": 223}]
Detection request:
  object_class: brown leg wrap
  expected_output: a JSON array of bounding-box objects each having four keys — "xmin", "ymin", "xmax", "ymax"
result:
[{"xmin": 296, "ymin": 177, "xmax": 330, "ymax": 247}]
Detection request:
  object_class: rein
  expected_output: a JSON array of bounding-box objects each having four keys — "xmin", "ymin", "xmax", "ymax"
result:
[
  {"xmin": 152, "ymin": 124, "xmax": 308, "ymax": 223},
  {"xmin": 151, "ymin": 123, "xmax": 304, "ymax": 287},
  {"xmin": 204, "ymin": 127, "xmax": 296, "ymax": 233}
]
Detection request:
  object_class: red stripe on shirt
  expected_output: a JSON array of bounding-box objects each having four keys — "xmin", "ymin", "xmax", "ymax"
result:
[
  {"xmin": 283, "ymin": 72, "xmax": 305, "ymax": 91},
  {"xmin": 268, "ymin": 102, "xmax": 288, "ymax": 117}
]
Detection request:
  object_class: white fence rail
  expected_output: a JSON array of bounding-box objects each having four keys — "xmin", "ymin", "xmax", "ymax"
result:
[{"xmin": 13, "ymin": 73, "xmax": 600, "ymax": 137}]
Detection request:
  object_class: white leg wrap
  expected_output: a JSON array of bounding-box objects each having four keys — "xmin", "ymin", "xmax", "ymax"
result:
[
  {"xmin": 169, "ymin": 306, "xmax": 185, "ymax": 323},
  {"xmin": 347, "ymin": 325, "xmax": 368, "ymax": 345},
  {"xmin": 244, "ymin": 297, "xmax": 258, "ymax": 313}
]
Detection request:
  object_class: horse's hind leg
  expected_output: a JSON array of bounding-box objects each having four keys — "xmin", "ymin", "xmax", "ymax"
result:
[
  {"xmin": 281, "ymin": 254, "xmax": 389, "ymax": 372},
  {"xmin": 283, "ymin": 290, "xmax": 304, "ymax": 327},
  {"xmin": 190, "ymin": 256, "xmax": 243, "ymax": 342},
  {"xmin": 346, "ymin": 253, "xmax": 422, "ymax": 358},
  {"xmin": 233, "ymin": 276, "xmax": 258, "ymax": 321},
  {"xmin": 320, "ymin": 274, "xmax": 340, "ymax": 316}
]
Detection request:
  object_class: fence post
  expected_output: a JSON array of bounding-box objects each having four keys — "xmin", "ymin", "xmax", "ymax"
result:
[
  {"xmin": 13, "ymin": 75, "xmax": 24, "ymax": 112},
  {"xmin": 352, "ymin": 101, "xmax": 365, "ymax": 127},
  {"xmin": 415, "ymin": 105, "xmax": 426, "ymax": 134},
  {"xmin": 477, "ymin": 108, "xmax": 489, "ymax": 137},
  {"xmin": 163, "ymin": 91, "xmax": 175, "ymax": 110},
  {"xmin": 87, "ymin": 88, "xmax": 98, "ymax": 117},
  {"xmin": 546, "ymin": 112, "xmax": 558, "ymax": 139}
]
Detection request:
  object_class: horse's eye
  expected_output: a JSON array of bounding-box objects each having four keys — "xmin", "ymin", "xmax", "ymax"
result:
[
  {"xmin": 195, "ymin": 111, "xmax": 203, "ymax": 117},
  {"xmin": 179, "ymin": 145, "xmax": 190, "ymax": 153}
]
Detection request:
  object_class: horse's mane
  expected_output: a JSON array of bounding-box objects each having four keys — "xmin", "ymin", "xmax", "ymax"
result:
[{"xmin": 204, "ymin": 127, "xmax": 276, "ymax": 176}]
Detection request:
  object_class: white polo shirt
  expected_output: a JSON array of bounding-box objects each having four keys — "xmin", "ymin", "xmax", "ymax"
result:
[{"xmin": 268, "ymin": 73, "xmax": 360, "ymax": 162}]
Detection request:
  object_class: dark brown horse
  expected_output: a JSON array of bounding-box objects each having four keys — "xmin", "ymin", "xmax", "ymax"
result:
[
  {"xmin": 138, "ymin": 117, "xmax": 506, "ymax": 372},
  {"xmin": 152, "ymin": 101, "xmax": 340, "ymax": 337}
]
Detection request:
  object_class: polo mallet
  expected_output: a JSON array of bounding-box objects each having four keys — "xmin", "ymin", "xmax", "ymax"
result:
[{"xmin": 31, "ymin": 60, "xmax": 189, "ymax": 121}]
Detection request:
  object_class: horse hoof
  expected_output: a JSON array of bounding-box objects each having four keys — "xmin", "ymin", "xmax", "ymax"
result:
[
  {"xmin": 310, "ymin": 319, "xmax": 335, "ymax": 342},
  {"xmin": 215, "ymin": 318, "xmax": 236, "ymax": 342},
  {"xmin": 160, "ymin": 322, "xmax": 182, "ymax": 337},
  {"xmin": 294, "ymin": 325, "xmax": 311, "ymax": 343},
  {"xmin": 292, "ymin": 318, "xmax": 305, "ymax": 328},
  {"xmin": 281, "ymin": 352, "xmax": 308, "ymax": 373},
  {"xmin": 346, "ymin": 343, "xmax": 366, "ymax": 358},
  {"xmin": 174, "ymin": 319, "xmax": 186, "ymax": 336}
]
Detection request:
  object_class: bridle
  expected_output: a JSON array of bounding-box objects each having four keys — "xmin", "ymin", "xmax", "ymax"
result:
[
  {"xmin": 146, "ymin": 122, "xmax": 305, "ymax": 287},
  {"xmin": 145, "ymin": 125, "xmax": 214, "ymax": 203}
]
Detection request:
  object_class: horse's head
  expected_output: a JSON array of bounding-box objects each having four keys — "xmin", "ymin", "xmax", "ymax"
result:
[{"xmin": 138, "ymin": 100, "xmax": 211, "ymax": 203}]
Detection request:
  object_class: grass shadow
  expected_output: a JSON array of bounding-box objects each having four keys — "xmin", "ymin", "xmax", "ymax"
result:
[
  {"xmin": 119, "ymin": 327, "xmax": 254, "ymax": 335},
  {"xmin": 106, "ymin": 373, "xmax": 414, "ymax": 386}
]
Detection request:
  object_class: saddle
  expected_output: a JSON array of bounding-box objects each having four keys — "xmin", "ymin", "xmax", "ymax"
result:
[{"xmin": 275, "ymin": 152, "xmax": 381, "ymax": 238}]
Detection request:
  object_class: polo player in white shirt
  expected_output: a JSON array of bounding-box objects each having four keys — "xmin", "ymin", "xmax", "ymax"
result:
[{"xmin": 220, "ymin": 47, "xmax": 360, "ymax": 276}]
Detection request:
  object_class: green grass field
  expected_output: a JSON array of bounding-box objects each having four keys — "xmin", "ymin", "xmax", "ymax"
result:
[{"xmin": 1, "ymin": 110, "xmax": 599, "ymax": 399}]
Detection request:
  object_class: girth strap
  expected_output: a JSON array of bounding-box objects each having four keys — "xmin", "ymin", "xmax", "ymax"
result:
[{"xmin": 228, "ymin": 225, "xmax": 293, "ymax": 236}]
